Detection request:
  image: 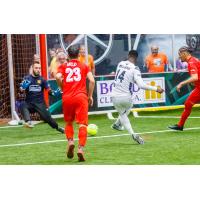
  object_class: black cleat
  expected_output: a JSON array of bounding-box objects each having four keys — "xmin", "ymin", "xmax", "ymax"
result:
[
  {"xmin": 168, "ymin": 124, "xmax": 183, "ymax": 131},
  {"xmin": 57, "ymin": 127, "xmax": 65, "ymax": 134}
]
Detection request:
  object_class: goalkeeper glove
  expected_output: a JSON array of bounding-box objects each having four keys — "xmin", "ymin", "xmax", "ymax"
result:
[{"xmin": 20, "ymin": 80, "xmax": 31, "ymax": 90}]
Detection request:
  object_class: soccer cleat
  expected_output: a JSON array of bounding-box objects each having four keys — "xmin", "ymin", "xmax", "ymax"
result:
[
  {"xmin": 132, "ymin": 134, "xmax": 144, "ymax": 145},
  {"xmin": 57, "ymin": 127, "xmax": 64, "ymax": 134},
  {"xmin": 24, "ymin": 121, "xmax": 34, "ymax": 128},
  {"xmin": 168, "ymin": 124, "xmax": 183, "ymax": 131},
  {"xmin": 67, "ymin": 141, "xmax": 75, "ymax": 159},
  {"xmin": 111, "ymin": 123, "xmax": 124, "ymax": 131},
  {"xmin": 77, "ymin": 148, "xmax": 85, "ymax": 162}
]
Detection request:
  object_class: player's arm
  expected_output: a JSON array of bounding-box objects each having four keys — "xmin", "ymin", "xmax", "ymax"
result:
[
  {"xmin": 19, "ymin": 77, "xmax": 31, "ymax": 92},
  {"xmin": 87, "ymin": 71, "xmax": 95, "ymax": 106},
  {"xmin": 177, "ymin": 73, "xmax": 198, "ymax": 92},
  {"xmin": 134, "ymin": 71, "xmax": 164, "ymax": 93},
  {"xmin": 55, "ymin": 72, "xmax": 63, "ymax": 89}
]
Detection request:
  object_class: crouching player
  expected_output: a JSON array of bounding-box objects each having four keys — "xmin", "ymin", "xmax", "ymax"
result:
[
  {"xmin": 20, "ymin": 63, "xmax": 64, "ymax": 134},
  {"xmin": 56, "ymin": 44, "xmax": 95, "ymax": 162}
]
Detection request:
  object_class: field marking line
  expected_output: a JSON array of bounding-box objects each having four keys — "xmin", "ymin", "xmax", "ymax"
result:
[
  {"xmin": 0, "ymin": 125, "xmax": 23, "ymax": 129},
  {"xmin": 136, "ymin": 116, "xmax": 200, "ymax": 119},
  {"xmin": 0, "ymin": 127, "xmax": 200, "ymax": 148}
]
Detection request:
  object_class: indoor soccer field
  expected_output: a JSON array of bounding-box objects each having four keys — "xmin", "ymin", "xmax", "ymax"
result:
[{"xmin": 1, "ymin": 108, "xmax": 200, "ymax": 165}]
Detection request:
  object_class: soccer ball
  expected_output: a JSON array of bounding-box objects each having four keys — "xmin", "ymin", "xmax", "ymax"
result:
[{"xmin": 87, "ymin": 124, "xmax": 98, "ymax": 136}]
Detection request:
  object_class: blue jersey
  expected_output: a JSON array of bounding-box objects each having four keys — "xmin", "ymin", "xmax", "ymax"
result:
[{"xmin": 23, "ymin": 75, "xmax": 49, "ymax": 103}]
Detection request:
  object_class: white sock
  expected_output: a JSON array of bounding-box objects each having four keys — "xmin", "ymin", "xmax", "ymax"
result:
[
  {"xmin": 120, "ymin": 113, "xmax": 136, "ymax": 137},
  {"xmin": 115, "ymin": 116, "xmax": 121, "ymax": 126}
]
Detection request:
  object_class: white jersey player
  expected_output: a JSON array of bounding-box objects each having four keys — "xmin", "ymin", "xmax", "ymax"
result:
[{"xmin": 111, "ymin": 50, "xmax": 164, "ymax": 144}]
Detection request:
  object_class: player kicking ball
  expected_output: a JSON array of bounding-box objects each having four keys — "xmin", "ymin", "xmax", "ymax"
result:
[
  {"xmin": 56, "ymin": 44, "xmax": 95, "ymax": 162},
  {"xmin": 111, "ymin": 50, "xmax": 164, "ymax": 144},
  {"xmin": 169, "ymin": 46, "xmax": 200, "ymax": 131},
  {"xmin": 19, "ymin": 63, "xmax": 64, "ymax": 134}
]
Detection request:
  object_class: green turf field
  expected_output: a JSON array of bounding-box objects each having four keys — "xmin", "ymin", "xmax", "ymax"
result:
[{"xmin": 0, "ymin": 108, "xmax": 200, "ymax": 165}]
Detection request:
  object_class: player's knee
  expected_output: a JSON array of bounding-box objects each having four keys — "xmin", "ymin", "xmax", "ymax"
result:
[
  {"xmin": 184, "ymin": 100, "xmax": 194, "ymax": 110},
  {"xmin": 67, "ymin": 122, "xmax": 73, "ymax": 126},
  {"xmin": 79, "ymin": 124, "xmax": 87, "ymax": 128}
]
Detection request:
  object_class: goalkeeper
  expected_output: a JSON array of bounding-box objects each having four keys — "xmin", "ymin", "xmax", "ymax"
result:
[{"xmin": 19, "ymin": 63, "xmax": 64, "ymax": 134}]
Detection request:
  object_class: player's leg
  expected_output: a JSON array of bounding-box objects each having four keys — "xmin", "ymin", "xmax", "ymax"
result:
[
  {"xmin": 111, "ymin": 116, "xmax": 124, "ymax": 131},
  {"xmin": 112, "ymin": 96, "xmax": 144, "ymax": 144},
  {"xmin": 75, "ymin": 95, "xmax": 88, "ymax": 161},
  {"xmin": 65, "ymin": 121, "xmax": 75, "ymax": 159},
  {"xmin": 169, "ymin": 88, "xmax": 200, "ymax": 130},
  {"xmin": 33, "ymin": 102, "xmax": 64, "ymax": 134},
  {"xmin": 20, "ymin": 102, "xmax": 34, "ymax": 128},
  {"xmin": 63, "ymin": 98, "xmax": 76, "ymax": 159}
]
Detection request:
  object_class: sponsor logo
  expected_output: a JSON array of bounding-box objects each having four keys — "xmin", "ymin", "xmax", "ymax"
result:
[
  {"xmin": 96, "ymin": 77, "xmax": 165, "ymax": 107},
  {"xmin": 29, "ymin": 85, "xmax": 42, "ymax": 92}
]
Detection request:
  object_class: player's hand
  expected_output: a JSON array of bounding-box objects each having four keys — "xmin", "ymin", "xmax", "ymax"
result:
[
  {"xmin": 156, "ymin": 87, "xmax": 164, "ymax": 94},
  {"xmin": 88, "ymin": 96, "xmax": 93, "ymax": 107},
  {"xmin": 176, "ymin": 83, "xmax": 183, "ymax": 92},
  {"xmin": 20, "ymin": 80, "xmax": 31, "ymax": 90}
]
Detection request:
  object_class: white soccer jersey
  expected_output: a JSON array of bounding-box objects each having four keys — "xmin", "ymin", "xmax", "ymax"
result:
[{"xmin": 112, "ymin": 60, "xmax": 157, "ymax": 97}]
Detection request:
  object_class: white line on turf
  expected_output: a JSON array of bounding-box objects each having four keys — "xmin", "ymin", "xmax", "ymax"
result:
[
  {"xmin": 0, "ymin": 127, "xmax": 200, "ymax": 148},
  {"xmin": 0, "ymin": 125, "xmax": 23, "ymax": 129},
  {"xmin": 136, "ymin": 116, "xmax": 200, "ymax": 119}
]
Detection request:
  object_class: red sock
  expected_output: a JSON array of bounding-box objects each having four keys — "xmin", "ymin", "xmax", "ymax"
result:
[
  {"xmin": 178, "ymin": 105, "xmax": 192, "ymax": 127},
  {"xmin": 65, "ymin": 124, "xmax": 74, "ymax": 141},
  {"xmin": 78, "ymin": 126, "xmax": 87, "ymax": 147}
]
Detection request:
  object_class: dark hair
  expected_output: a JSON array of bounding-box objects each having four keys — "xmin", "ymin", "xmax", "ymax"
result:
[
  {"xmin": 179, "ymin": 46, "xmax": 193, "ymax": 54},
  {"xmin": 67, "ymin": 44, "xmax": 80, "ymax": 59},
  {"xmin": 128, "ymin": 50, "xmax": 138, "ymax": 58}
]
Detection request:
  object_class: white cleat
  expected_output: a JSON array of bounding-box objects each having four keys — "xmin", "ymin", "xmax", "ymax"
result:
[
  {"xmin": 132, "ymin": 134, "xmax": 144, "ymax": 145},
  {"xmin": 24, "ymin": 121, "xmax": 34, "ymax": 128}
]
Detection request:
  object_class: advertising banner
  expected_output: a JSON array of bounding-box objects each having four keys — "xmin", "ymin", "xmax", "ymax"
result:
[
  {"xmin": 96, "ymin": 77, "xmax": 166, "ymax": 108},
  {"xmin": 48, "ymin": 72, "xmax": 193, "ymax": 114}
]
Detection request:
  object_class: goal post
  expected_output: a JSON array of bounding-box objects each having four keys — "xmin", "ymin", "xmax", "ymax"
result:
[
  {"xmin": 7, "ymin": 34, "xmax": 20, "ymax": 121},
  {"xmin": 39, "ymin": 34, "xmax": 49, "ymax": 106}
]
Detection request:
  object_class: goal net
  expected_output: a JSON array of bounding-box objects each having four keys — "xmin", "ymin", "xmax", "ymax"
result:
[
  {"xmin": 0, "ymin": 34, "xmax": 37, "ymax": 120},
  {"xmin": 0, "ymin": 35, "xmax": 10, "ymax": 119}
]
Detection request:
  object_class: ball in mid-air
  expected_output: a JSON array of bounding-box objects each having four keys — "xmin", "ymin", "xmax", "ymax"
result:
[{"xmin": 87, "ymin": 124, "xmax": 98, "ymax": 136}]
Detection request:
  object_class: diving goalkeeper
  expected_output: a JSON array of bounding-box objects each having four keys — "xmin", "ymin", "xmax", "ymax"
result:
[{"xmin": 19, "ymin": 63, "xmax": 64, "ymax": 134}]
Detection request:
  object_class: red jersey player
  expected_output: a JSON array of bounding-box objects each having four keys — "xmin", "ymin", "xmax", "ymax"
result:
[
  {"xmin": 169, "ymin": 46, "xmax": 200, "ymax": 131},
  {"xmin": 56, "ymin": 44, "xmax": 95, "ymax": 162}
]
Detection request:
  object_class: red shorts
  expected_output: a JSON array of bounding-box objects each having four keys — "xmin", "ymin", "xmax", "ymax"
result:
[
  {"xmin": 62, "ymin": 94, "xmax": 88, "ymax": 125},
  {"xmin": 185, "ymin": 87, "xmax": 200, "ymax": 105}
]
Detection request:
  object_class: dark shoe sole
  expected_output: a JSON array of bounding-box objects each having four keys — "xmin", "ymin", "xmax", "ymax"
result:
[
  {"xmin": 168, "ymin": 126, "xmax": 183, "ymax": 131},
  {"xmin": 77, "ymin": 152, "xmax": 85, "ymax": 162},
  {"xmin": 67, "ymin": 144, "xmax": 75, "ymax": 159},
  {"xmin": 111, "ymin": 125, "xmax": 124, "ymax": 131}
]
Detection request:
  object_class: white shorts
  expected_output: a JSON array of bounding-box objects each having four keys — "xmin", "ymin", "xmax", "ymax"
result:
[{"xmin": 112, "ymin": 96, "xmax": 133, "ymax": 115}]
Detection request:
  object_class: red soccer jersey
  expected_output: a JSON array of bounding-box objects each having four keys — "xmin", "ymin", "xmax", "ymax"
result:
[
  {"xmin": 57, "ymin": 59, "xmax": 90, "ymax": 98},
  {"xmin": 187, "ymin": 56, "xmax": 200, "ymax": 88}
]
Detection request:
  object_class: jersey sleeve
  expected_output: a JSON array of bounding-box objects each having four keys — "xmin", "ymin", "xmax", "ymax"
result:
[
  {"xmin": 133, "ymin": 67, "xmax": 142, "ymax": 82},
  {"xmin": 133, "ymin": 67, "xmax": 157, "ymax": 91},
  {"xmin": 189, "ymin": 61, "xmax": 198, "ymax": 75}
]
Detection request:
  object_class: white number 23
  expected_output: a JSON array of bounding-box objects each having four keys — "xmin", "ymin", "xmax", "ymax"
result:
[{"xmin": 65, "ymin": 67, "xmax": 81, "ymax": 82}]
